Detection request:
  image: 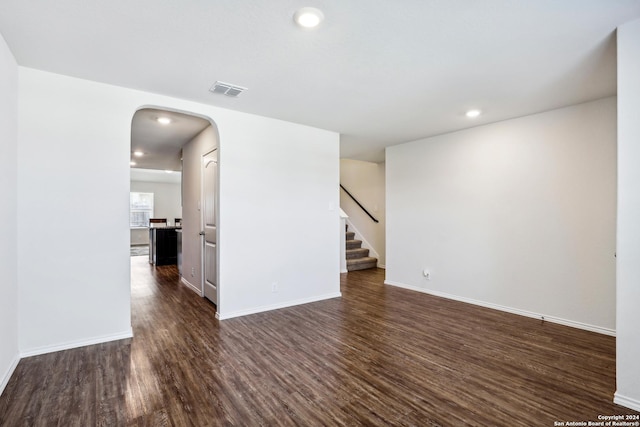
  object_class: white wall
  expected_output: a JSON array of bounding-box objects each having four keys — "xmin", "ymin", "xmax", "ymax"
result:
[
  {"xmin": 615, "ymin": 18, "xmax": 640, "ymax": 412},
  {"xmin": 386, "ymin": 97, "xmax": 617, "ymax": 334},
  {"xmin": 130, "ymin": 180, "xmax": 182, "ymax": 245},
  {"xmin": 181, "ymin": 126, "xmax": 217, "ymax": 293},
  {"xmin": 0, "ymin": 31, "xmax": 19, "ymax": 395},
  {"xmin": 17, "ymin": 67, "xmax": 340, "ymax": 354},
  {"xmin": 217, "ymin": 113, "xmax": 341, "ymax": 318},
  {"xmin": 340, "ymin": 159, "xmax": 386, "ymax": 266}
]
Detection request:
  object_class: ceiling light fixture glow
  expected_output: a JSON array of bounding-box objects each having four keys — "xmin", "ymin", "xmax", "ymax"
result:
[
  {"xmin": 165, "ymin": 170, "xmax": 174, "ymax": 173},
  {"xmin": 130, "ymin": 161, "xmax": 136, "ymax": 166},
  {"xmin": 294, "ymin": 7, "xmax": 324, "ymax": 29},
  {"xmin": 133, "ymin": 151, "xmax": 144, "ymax": 157},
  {"xmin": 466, "ymin": 109, "xmax": 481, "ymax": 118},
  {"xmin": 157, "ymin": 117, "xmax": 172, "ymax": 125}
]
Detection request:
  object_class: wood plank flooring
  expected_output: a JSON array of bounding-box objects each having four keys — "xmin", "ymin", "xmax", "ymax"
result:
[{"xmin": 0, "ymin": 256, "xmax": 636, "ymax": 426}]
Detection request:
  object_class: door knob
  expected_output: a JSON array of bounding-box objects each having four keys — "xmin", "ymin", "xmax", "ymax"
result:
[{"xmin": 199, "ymin": 231, "xmax": 205, "ymax": 236}]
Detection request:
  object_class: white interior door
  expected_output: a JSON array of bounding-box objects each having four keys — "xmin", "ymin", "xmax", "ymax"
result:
[{"xmin": 202, "ymin": 149, "xmax": 218, "ymax": 304}]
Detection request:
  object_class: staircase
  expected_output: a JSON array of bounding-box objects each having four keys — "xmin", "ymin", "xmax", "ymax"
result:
[{"xmin": 345, "ymin": 225, "xmax": 378, "ymax": 271}]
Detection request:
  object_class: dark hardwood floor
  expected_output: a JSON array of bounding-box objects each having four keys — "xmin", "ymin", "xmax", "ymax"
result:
[{"xmin": 0, "ymin": 256, "xmax": 636, "ymax": 426}]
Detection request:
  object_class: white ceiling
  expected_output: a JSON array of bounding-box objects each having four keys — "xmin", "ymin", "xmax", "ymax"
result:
[
  {"xmin": 130, "ymin": 168, "xmax": 181, "ymax": 184},
  {"xmin": 131, "ymin": 108, "xmax": 210, "ymax": 171},
  {"xmin": 1, "ymin": 0, "xmax": 639, "ymax": 162}
]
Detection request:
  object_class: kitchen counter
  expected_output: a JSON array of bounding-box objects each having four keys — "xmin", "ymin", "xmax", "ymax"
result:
[{"xmin": 149, "ymin": 227, "xmax": 181, "ymax": 265}]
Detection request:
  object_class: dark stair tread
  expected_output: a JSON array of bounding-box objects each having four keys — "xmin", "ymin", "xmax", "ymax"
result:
[
  {"xmin": 345, "ymin": 231, "xmax": 355, "ymax": 240},
  {"xmin": 346, "ymin": 248, "xmax": 369, "ymax": 259},
  {"xmin": 346, "ymin": 239, "xmax": 362, "ymax": 249},
  {"xmin": 347, "ymin": 257, "xmax": 378, "ymax": 271},
  {"xmin": 346, "ymin": 256, "xmax": 377, "ymax": 266},
  {"xmin": 347, "ymin": 256, "xmax": 378, "ymax": 264}
]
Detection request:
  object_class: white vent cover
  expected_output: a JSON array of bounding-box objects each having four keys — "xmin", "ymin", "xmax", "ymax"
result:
[{"xmin": 209, "ymin": 81, "xmax": 247, "ymax": 97}]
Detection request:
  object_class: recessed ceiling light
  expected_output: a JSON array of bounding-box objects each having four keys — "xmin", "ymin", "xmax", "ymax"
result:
[
  {"xmin": 294, "ymin": 7, "xmax": 324, "ymax": 29},
  {"xmin": 466, "ymin": 109, "xmax": 481, "ymax": 118},
  {"xmin": 157, "ymin": 117, "xmax": 172, "ymax": 125},
  {"xmin": 130, "ymin": 161, "xmax": 136, "ymax": 166},
  {"xmin": 133, "ymin": 151, "xmax": 144, "ymax": 157}
]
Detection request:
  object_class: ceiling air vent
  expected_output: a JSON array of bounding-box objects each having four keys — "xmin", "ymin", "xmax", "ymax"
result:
[{"xmin": 209, "ymin": 81, "xmax": 247, "ymax": 98}]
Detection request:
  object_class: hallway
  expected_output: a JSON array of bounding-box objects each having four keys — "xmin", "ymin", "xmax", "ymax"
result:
[{"xmin": 0, "ymin": 257, "xmax": 635, "ymax": 425}]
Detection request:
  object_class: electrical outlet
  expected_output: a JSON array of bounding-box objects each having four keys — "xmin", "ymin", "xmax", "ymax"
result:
[
  {"xmin": 422, "ymin": 269, "xmax": 431, "ymax": 280},
  {"xmin": 191, "ymin": 267, "xmax": 195, "ymax": 277},
  {"xmin": 271, "ymin": 282, "xmax": 278, "ymax": 293}
]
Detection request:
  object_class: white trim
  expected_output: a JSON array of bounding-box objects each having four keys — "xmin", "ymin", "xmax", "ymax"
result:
[
  {"xmin": 0, "ymin": 353, "xmax": 20, "ymax": 397},
  {"xmin": 340, "ymin": 268, "xmax": 348, "ymax": 274},
  {"xmin": 216, "ymin": 292, "xmax": 342, "ymax": 320},
  {"xmin": 377, "ymin": 264, "xmax": 386, "ymax": 269},
  {"xmin": 340, "ymin": 217, "xmax": 348, "ymax": 274},
  {"xmin": 181, "ymin": 276, "xmax": 202, "ymax": 295},
  {"xmin": 614, "ymin": 392, "xmax": 640, "ymax": 412},
  {"xmin": 345, "ymin": 218, "xmax": 382, "ymax": 267},
  {"xmin": 20, "ymin": 329, "xmax": 134, "ymax": 358},
  {"xmin": 384, "ymin": 280, "xmax": 616, "ymax": 337}
]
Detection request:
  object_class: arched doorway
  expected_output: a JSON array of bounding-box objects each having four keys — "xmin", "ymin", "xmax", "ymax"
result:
[{"xmin": 130, "ymin": 107, "xmax": 220, "ymax": 310}]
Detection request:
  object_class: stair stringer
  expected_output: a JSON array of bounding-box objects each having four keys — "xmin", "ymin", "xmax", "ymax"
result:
[{"xmin": 345, "ymin": 218, "xmax": 384, "ymax": 269}]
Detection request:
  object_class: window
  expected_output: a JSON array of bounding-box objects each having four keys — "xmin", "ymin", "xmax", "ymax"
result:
[{"xmin": 130, "ymin": 192, "xmax": 154, "ymax": 227}]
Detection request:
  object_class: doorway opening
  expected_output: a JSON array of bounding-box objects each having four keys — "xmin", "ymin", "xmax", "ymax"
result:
[{"xmin": 129, "ymin": 107, "xmax": 220, "ymax": 309}]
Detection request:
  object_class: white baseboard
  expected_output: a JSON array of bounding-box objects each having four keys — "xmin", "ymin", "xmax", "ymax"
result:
[
  {"xmin": 384, "ymin": 280, "xmax": 615, "ymax": 337},
  {"xmin": 0, "ymin": 353, "xmax": 20, "ymax": 397},
  {"xmin": 216, "ymin": 292, "xmax": 342, "ymax": 320},
  {"xmin": 614, "ymin": 392, "xmax": 640, "ymax": 412},
  {"xmin": 181, "ymin": 276, "xmax": 202, "ymax": 295},
  {"xmin": 377, "ymin": 264, "xmax": 386, "ymax": 269},
  {"xmin": 340, "ymin": 268, "xmax": 348, "ymax": 274},
  {"xmin": 20, "ymin": 329, "xmax": 134, "ymax": 358}
]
